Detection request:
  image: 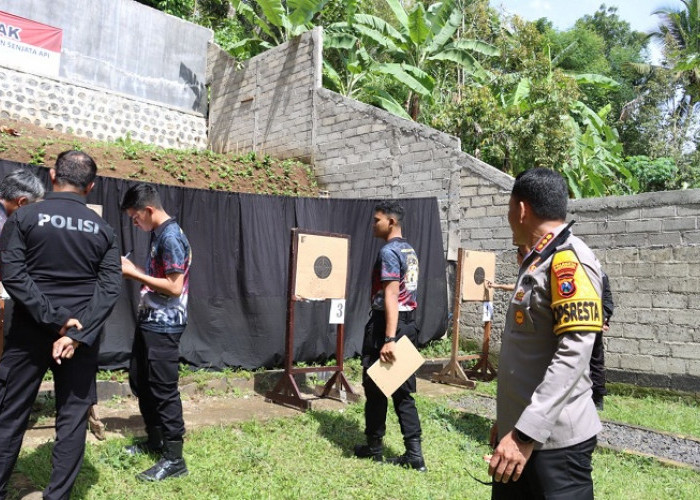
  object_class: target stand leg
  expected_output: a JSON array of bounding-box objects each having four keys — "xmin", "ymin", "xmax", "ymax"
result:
[
  {"xmin": 314, "ymin": 371, "xmax": 360, "ymax": 403},
  {"xmin": 265, "ymin": 371, "xmax": 311, "ymax": 411}
]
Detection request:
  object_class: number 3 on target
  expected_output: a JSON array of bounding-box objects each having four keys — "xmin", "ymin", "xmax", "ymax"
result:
[{"xmin": 329, "ymin": 299, "xmax": 346, "ymax": 324}]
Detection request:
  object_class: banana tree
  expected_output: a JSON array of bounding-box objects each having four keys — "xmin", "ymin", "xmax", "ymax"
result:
[
  {"xmin": 343, "ymin": 0, "xmax": 499, "ymax": 120},
  {"xmin": 228, "ymin": 0, "xmax": 329, "ymax": 57},
  {"xmin": 562, "ymin": 101, "xmax": 639, "ymax": 198}
]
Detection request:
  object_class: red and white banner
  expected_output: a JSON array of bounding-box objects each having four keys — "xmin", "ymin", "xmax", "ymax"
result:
[{"xmin": 0, "ymin": 10, "xmax": 62, "ymax": 77}]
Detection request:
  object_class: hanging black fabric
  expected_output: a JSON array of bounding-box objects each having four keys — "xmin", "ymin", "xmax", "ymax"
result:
[{"xmin": 0, "ymin": 160, "xmax": 448, "ymax": 370}]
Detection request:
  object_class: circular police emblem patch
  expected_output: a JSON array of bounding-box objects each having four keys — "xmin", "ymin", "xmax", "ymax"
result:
[
  {"xmin": 313, "ymin": 256, "xmax": 332, "ymax": 279},
  {"xmin": 474, "ymin": 267, "xmax": 485, "ymax": 285},
  {"xmin": 559, "ymin": 279, "xmax": 576, "ymax": 298}
]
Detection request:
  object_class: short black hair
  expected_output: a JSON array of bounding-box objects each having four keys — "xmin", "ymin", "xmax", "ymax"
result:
[
  {"xmin": 121, "ymin": 183, "xmax": 163, "ymax": 211},
  {"xmin": 54, "ymin": 150, "xmax": 97, "ymax": 189},
  {"xmin": 511, "ymin": 168, "xmax": 568, "ymax": 221},
  {"xmin": 374, "ymin": 200, "xmax": 405, "ymax": 225}
]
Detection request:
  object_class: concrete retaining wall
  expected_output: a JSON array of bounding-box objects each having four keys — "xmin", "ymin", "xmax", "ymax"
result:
[
  {"xmin": 1, "ymin": 0, "xmax": 211, "ymax": 113},
  {"xmin": 0, "ymin": 66, "xmax": 208, "ymax": 149}
]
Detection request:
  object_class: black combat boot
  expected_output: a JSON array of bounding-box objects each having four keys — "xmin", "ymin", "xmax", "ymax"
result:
[
  {"xmin": 124, "ymin": 426, "xmax": 164, "ymax": 455},
  {"xmin": 137, "ymin": 440, "xmax": 189, "ymax": 481},
  {"xmin": 386, "ymin": 438, "xmax": 427, "ymax": 472},
  {"xmin": 353, "ymin": 436, "xmax": 384, "ymax": 462}
]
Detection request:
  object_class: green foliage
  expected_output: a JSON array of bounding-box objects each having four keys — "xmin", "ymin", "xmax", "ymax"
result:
[
  {"xmin": 324, "ymin": 0, "xmax": 499, "ymax": 120},
  {"xmin": 651, "ymin": 0, "xmax": 700, "ymax": 102},
  {"xmin": 562, "ymin": 101, "xmax": 639, "ymax": 197},
  {"xmin": 623, "ymin": 156, "xmax": 679, "ymax": 192}
]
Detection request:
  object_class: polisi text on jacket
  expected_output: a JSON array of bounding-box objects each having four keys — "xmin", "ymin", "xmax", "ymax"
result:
[{"xmin": 37, "ymin": 213, "xmax": 100, "ymax": 234}]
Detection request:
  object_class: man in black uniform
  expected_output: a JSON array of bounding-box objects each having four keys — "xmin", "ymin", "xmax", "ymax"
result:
[
  {"xmin": 353, "ymin": 201, "xmax": 426, "ymax": 471},
  {"xmin": 0, "ymin": 150, "xmax": 122, "ymax": 499}
]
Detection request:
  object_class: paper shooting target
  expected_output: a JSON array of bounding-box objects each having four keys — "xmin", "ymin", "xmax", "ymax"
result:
[
  {"xmin": 294, "ymin": 232, "xmax": 349, "ymax": 299},
  {"xmin": 461, "ymin": 250, "xmax": 496, "ymax": 302}
]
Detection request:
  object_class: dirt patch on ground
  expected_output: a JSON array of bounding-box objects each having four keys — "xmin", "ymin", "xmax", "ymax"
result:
[{"xmin": 0, "ymin": 119, "xmax": 319, "ymax": 196}]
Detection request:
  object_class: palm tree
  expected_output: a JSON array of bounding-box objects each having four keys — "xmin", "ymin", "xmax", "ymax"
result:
[{"xmin": 651, "ymin": 0, "xmax": 700, "ymax": 101}]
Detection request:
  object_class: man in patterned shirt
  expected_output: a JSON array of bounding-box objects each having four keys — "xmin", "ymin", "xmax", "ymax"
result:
[
  {"xmin": 353, "ymin": 201, "xmax": 426, "ymax": 471},
  {"xmin": 121, "ymin": 183, "xmax": 191, "ymax": 481}
]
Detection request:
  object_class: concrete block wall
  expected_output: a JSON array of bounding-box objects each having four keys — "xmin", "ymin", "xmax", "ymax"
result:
[
  {"xmin": 0, "ymin": 66, "xmax": 208, "ymax": 149},
  {"xmin": 207, "ymin": 29, "xmax": 322, "ymax": 161},
  {"xmin": 459, "ymin": 189, "xmax": 700, "ymax": 392},
  {"xmin": 568, "ymin": 190, "xmax": 700, "ymax": 391}
]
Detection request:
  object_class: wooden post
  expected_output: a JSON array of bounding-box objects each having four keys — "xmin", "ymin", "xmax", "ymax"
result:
[{"xmin": 431, "ymin": 248, "xmax": 477, "ymax": 388}]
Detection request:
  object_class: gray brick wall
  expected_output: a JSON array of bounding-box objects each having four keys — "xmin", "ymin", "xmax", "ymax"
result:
[
  {"xmin": 568, "ymin": 191, "xmax": 700, "ymax": 391},
  {"xmin": 456, "ymin": 185, "xmax": 700, "ymax": 392},
  {"xmin": 0, "ymin": 66, "xmax": 207, "ymax": 149}
]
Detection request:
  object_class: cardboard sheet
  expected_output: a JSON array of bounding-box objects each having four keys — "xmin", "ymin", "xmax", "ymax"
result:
[
  {"xmin": 461, "ymin": 250, "xmax": 496, "ymax": 302},
  {"xmin": 367, "ymin": 336, "xmax": 425, "ymax": 398}
]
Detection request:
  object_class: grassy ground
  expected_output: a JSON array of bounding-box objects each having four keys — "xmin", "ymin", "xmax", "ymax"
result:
[{"xmin": 11, "ymin": 397, "xmax": 699, "ymax": 500}]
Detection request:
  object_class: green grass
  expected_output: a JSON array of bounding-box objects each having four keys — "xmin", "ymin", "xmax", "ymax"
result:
[
  {"xmin": 599, "ymin": 384, "xmax": 700, "ymax": 439},
  {"xmin": 11, "ymin": 397, "xmax": 699, "ymax": 499}
]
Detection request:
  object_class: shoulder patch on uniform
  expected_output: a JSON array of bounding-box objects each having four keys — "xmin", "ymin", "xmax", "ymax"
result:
[{"xmin": 550, "ymin": 249, "xmax": 602, "ymax": 335}]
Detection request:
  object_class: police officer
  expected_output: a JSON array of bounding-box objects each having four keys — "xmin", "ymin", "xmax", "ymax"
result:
[
  {"xmin": 488, "ymin": 168, "xmax": 603, "ymax": 499},
  {"xmin": 0, "ymin": 151, "xmax": 122, "ymax": 499},
  {"xmin": 353, "ymin": 201, "xmax": 426, "ymax": 471},
  {"xmin": 0, "ymin": 169, "xmax": 46, "ymax": 359}
]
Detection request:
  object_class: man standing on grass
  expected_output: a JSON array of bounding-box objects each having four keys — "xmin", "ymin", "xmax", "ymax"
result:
[
  {"xmin": 488, "ymin": 168, "xmax": 603, "ymax": 499},
  {"xmin": 0, "ymin": 151, "xmax": 121, "ymax": 499},
  {"xmin": 353, "ymin": 200, "xmax": 426, "ymax": 471},
  {"xmin": 121, "ymin": 183, "xmax": 191, "ymax": 481}
]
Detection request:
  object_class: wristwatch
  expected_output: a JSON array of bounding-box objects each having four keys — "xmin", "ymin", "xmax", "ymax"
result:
[
  {"xmin": 515, "ymin": 429, "xmax": 534, "ymax": 444},
  {"xmin": 384, "ymin": 336, "xmax": 397, "ymax": 344}
]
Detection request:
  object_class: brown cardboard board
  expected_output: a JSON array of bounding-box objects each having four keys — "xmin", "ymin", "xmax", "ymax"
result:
[
  {"xmin": 87, "ymin": 204, "xmax": 103, "ymax": 216},
  {"xmin": 461, "ymin": 250, "xmax": 496, "ymax": 302},
  {"xmin": 367, "ymin": 336, "xmax": 425, "ymax": 398},
  {"xmin": 294, "ymin": 233, "xmax": 349, "ymax": 299}
]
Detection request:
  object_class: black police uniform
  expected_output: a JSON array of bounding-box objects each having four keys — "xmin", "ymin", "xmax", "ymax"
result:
[{"xmin": 0, "ymin": 191, "xmax": 121, "ymax": 500}]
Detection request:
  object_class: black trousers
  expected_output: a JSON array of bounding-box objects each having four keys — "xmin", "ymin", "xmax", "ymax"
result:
[
  {"xmin": 590, "ymin": 331, "xmax": 606, "ymax": 399},
  {"xmin": 129, "ymin": 325, "xmax": 185, "ymax": 441},
  {"xmin": 361, "ymin": 311, "xmax": 421, "ymax": 442},
  {"xmin": 492, "ymin": 436, "xmax": 597, "ymax": 500},
  {"xmin": 0, "ymin": 322, "xmax": 97, "ymax": 500}
]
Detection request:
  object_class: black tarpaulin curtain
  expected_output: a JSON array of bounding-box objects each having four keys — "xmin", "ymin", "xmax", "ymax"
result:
[{"xmin": 0, "ymin": 160, "xmax": 448, "ymax": 370}]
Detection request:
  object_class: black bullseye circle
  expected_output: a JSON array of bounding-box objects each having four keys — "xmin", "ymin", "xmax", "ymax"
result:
[
  {"xmin": 314, "ymin": 256, "xmax": 333, "ymax": 279},
  {"xmin": 474, "ymin": 267, "xmax": 485, "ymax": 285}
]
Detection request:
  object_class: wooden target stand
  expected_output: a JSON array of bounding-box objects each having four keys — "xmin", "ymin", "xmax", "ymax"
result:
[
  {"xmin": 432, "ymin": 248, "xmax": 497, "ymax": 387},
  {"xmin": 265, "ymin": 228, "xmax": 359, "ymax": 411}
]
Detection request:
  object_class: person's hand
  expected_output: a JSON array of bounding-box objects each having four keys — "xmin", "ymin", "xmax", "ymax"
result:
[
  {"xmin": 121, "ymin": 256, "xmax": 138, "ymax": 278},
  {"xmin": 489, "ymin": 423, "xmax": 499, "ymax": 448},
  {"xmin": 59, "ymin": 318, "xmax": 83, "ymax": 336},
  {"xmin": 53, "ymin": 336, "xmax": 80, "ymax": 365},
  {"xmin": 602, "ymin": 321, "xmax": 610, "ymax": 332},
  {"xmin": 379, "ymin": 341, "xmax": 396, "ymax": 363},
  {"xmin": 488, "ymin": 429, "xmax": 534, "ymax": 483},
  {"xmin": 486, "ymin": 280, "xmax": 494, "ymax": 289}
]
